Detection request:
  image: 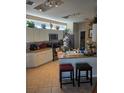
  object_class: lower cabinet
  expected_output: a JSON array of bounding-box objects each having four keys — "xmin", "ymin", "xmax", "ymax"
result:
[
  {"xmin": 26, "ymin": 53, "xmax": 35, "ymax": 67},
  {"xmin": 26, "ymin": 48, "xmax": 53, "ymax": 68}
]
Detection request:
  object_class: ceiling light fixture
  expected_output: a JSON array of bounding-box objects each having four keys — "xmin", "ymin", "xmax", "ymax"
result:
[
  {"xmin": 39, "ymin": 9, "xmax": 42, "ymax": 11},
  {"xmin": 32, "ymin": 2, "xmax": 35, "ymax": 5},
  {"xmin": 34, "ymin": 0, "xmax": 64, "ymax": 12},
  {"xmin": 55, "ymin": 2, "xmax": 58, "ymax": 7},
  {"xmin": 46, "ymin": 0, "xmax": 58, "ymax": 7},
  {"xmin": 26, "ymin": 0, "xmax": 35, "ymax": 5},
  {"xmin": 62, "ymin": 13, "xmax": 81, "ymax": 19}
]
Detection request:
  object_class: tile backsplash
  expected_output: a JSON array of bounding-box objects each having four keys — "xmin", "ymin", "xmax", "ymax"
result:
[{"xmin": 26, "ymin": 41, "xmax": 49, "ymax": 51}]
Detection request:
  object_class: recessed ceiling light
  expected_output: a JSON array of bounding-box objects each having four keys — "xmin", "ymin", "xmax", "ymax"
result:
[
  {"xmin": 39, "ymin": 9, "xmax": 42, "ymax": 11},
  {"xmin": 49, "ymin": 4, "xmax": 52, "ymax": 7},
  {"xmin": 32, "ymin": 2, "xmax": 35, "ymax": 5},
  {"xmin": 55, "ymin": 5, "xmax": 58, "ymax": 7}
]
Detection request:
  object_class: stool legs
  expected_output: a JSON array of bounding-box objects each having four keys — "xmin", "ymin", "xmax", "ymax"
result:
[
  {"xmin": 77, "ymin": 69, "xmax": 92, "ymax": 87},
  {"xmin": 60, "ymin": 71, "xmax": 62, "ymax": 88},
  {"xmin": 60, "ymin": 70, "xmax": 75, "ymax": 88},
  {"xmin": 76, "ymin": 68, "xmax": 78, "ymax": 81},
  {"xmin": 78, "ymin": 70, "xmax": 80, "ymax": 87},
  {"xmin": 86, "ymin": 70, "xmax": 88, "ymax": 80},
  {"xmin": 90, "ymin": 69, "xmax": 92, "ymax": 85},
  {"xmin": 70, "ymin": 71, "xmax": 72, "ymax": 80},
  {"xmin": 70, "ymin": 70, "xmax": 75, "ymax": 86},
  {"xmin": 72, "ymin": 70, "xmax": 75, "ymax": 86}
]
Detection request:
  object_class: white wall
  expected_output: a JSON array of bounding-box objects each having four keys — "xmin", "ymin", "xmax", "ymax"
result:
[
  {"xmin": 67, "ymin": 22, "xmax": 74, "ymax": 34},
  {"xmin": 73, "ymin": 23, "xmax": 80, "ymax": 48},
  {"xmin": 91, "ymin": 24, "xmax": 97, "ymax": 42},
  {"xmin": 78, "ymin": 22, "xmax": 85, "ymax": 31},
  {"xmin": 26, "ymin": 27, "xmax": 63, "ymax": 42}
]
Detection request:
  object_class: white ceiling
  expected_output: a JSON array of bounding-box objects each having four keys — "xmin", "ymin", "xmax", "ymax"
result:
[{"xmin": 26, "ymin": 0, "xmax": 97, "ymax": 23}]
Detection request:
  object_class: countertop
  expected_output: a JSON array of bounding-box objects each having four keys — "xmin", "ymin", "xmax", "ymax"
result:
[
  {"xmin": 59, "ymin": 53, "xmax": 96, "ymax": 59},
  {"xmin": 26, "ymin": 48, "xmax": 52, "ymax": 53}
]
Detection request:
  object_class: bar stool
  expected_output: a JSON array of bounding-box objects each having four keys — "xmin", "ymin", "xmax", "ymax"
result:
[
  {"xmin": 76, "ymin": 63, "xmax": 92, "ymax": 87},
  {"xmin": 59, "ymin": 64, "xmax": 75, "ymax": 88}
]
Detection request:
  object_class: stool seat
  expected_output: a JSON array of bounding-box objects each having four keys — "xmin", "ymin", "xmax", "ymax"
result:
[
  {"xmin": 76, "ymin": 63, "xmax": 92, "ymax": 70},
  {"xmin": 60, "ymin": 64, "xmax": 74, "ymax": 71}
]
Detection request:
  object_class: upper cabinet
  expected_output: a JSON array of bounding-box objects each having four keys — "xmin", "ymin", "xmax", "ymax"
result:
[
  {"xmin": 39, "ymin": 30, "xmax": 48, "ymax": 41},
  {"xmin": 26, "ymin": 27, "xmax": 34, "ymax": 42},
  {"xmin": 26, "ymin": 27, "xmax": 63, "ymax": 42},
  {"xmin": 33, "ymin": 29, "xmax": 40, "ymax": 42}
]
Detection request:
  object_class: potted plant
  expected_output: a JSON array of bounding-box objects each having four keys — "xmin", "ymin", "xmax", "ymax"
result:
[
  {"xmin": 41, "ymin": 24, "xmax": 46, "ymax": 29},
  {"xmin": 63, "ymin": 29, "xmax": 70, "ymax": 36},
  {"xmin": 50, "ymin": 23, "xmax": 53, "ymax": 29},
  {"xmin": 56, "ymin": 26, "xmax": 60, "ymax": 30},
  {"xmin": 26, "ymin": 21, "xmax": 35, "ymax": 28}
]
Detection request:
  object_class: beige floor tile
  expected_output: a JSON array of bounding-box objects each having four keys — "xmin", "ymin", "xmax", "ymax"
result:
[
  {"xmin": 37, "ymin": 87, "xmax": 51, "ymax": 93},
  {"xmin": 27, "ymin": 60, "xmax": 97, "ymax": 93},
  {"xmin": 27, "ymin": 87, "xmax": 37, "ymax": 93},
  {"xmin": 52, "ymin": 87, "xmax": 61, "ymax": 93}
]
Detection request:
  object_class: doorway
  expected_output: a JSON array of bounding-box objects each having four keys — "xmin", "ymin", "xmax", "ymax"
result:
[{"xmin": 80, "ymin": 31, "xmax": 85, "ymax": 49}]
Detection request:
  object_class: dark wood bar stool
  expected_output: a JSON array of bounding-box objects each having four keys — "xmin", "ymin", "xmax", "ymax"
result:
[
  {"xmin": 59, "ymin": 64, "xmax": 75, "ymax": 88},
  {"xmin": 76, "ymin": 63, "xmax": 92, "ymax": 87}
]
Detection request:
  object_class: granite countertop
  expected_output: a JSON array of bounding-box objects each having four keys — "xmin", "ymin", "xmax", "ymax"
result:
[
  {"xmin": 26, "ymin": 48, "xmax": 52, "ymax": 53},
  {"xmin": 59, "ymin": 53, "xmax": 96, "ymax": 59}
]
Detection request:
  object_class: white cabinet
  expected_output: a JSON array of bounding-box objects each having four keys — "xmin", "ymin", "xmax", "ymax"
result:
[
  {"xmin": 39, "ymin": 30, "xmax": 48, "ymax": 41},
  {"xmin": 26, "ymin": 27, "xmax": 63, "ymax": 42},
  {"xmin": 34, "ymin": 30, "xmax": 40, "ymax": 42},
  {"xmin": 26, "ymin": 48, "xmax": 53, "ymax": 68},
  {"xmin": 43, "ymin": 49, "xmax": 53, "ymax": 63},
  {"xmin": 36, "ymin": 51, "xmax": 46, "ymax": 65},
  {"xmin": 26, "ymin": 53, "xmax": 35, "ymax": 67},
  {"xmin": 26, "ymin": 28, "xmax": 34, "ymax": 42}
]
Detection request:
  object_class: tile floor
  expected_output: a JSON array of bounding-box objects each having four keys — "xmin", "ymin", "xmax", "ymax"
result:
[{"xmin": 27, "ymin": 60, "xmax": 97, "ymax": 93}]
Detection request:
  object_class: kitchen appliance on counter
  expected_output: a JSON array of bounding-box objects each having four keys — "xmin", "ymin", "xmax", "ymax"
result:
[{"xmin": 30, "ymin": 44, "xmax": 38, "ymax": 51}]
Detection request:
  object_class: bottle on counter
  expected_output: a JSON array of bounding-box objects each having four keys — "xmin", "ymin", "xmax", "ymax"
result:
[{"xmin": 84, "ymin": 49, "xmax": 88, "ymax": 54}]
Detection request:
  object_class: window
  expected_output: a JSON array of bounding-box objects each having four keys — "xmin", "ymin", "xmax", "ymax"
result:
[{"xmin": 26, "ymin": 19, "xmax": 67, "ymax": 31}]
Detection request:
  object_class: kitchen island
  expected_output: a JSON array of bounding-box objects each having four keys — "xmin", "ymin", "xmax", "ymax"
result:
[{"xmin": 59, "ymin": 53, "xmax": 97, "ymax": 77}]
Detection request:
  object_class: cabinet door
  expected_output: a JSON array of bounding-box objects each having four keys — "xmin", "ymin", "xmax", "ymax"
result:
[
  {"xmin": 26, "ymin": 53, "xmax": 35, "ymax": 67},
  {"xmin": 26, "ymin": 28, "xmax": 34, "ymax": 42},
  {"xmin": 34, "ymin": 30, "xmax": 40, "ymax": 42},
  {"xmin": 36, "ymin": 49, "xmax": 53, "ymax": 66},
  {"xmin": 39, "ymin": 30, "xmax": 48, "ymax": 41},
  {"xmin": 44, "ymin": 49, "xmax": 53, "ymax": 62},
  {"xmin": 36, "ymin": 52, "xmax": 46, "ymax": 66}
]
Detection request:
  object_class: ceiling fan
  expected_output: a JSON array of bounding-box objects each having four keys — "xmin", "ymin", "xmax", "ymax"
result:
[
  {"xmin": 62, "ymin": 13, "xmax": 81, "ymax": 19},
  {"xmin": 26, "ymin": 0, "xmax": 35, "ymax": 5}
]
